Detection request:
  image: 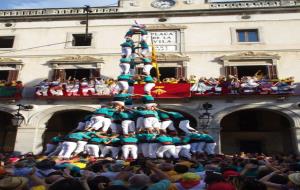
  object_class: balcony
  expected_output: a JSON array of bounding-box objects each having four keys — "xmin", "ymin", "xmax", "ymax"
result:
[
  {"xmin": 34, "ymin": 77, "xmax": 297, "ymax": 100},
  {"xmin": 0, "ymin": 86, "xmax": 23, "ymax": 100}
]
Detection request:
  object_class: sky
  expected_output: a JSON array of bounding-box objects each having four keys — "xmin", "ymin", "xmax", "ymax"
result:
[{"xmin": 0, "ymin": 0, "xmax": 119, "ymax": 9}]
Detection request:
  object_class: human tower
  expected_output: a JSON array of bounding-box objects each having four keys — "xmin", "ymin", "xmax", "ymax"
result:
[{"xmin": 44, "ymin": 23, "xmax": 216, "ymax": 160}]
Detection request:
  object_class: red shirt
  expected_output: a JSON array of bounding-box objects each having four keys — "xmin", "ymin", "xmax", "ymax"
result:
[{"xmin": 207, "ymin": 182, "xmax": 236, "ymax": 190}]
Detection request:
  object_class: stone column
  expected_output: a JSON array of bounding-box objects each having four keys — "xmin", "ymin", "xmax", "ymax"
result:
[
  {"xmin": 291, "ymin": 127, "xmax": 300, "ymax": 154},
  {"xmin": 14, "ymin": 124, "xmax": 47, "ymax": 155},
  {"xmin": 207, "ymin": 127, "xmax": 221, "ymax": 154},
  {"xmin": 14, "ymin": 125, "xmax": 37, "ymax": 155}
]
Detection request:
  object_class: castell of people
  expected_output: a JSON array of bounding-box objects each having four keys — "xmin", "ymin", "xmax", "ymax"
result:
[{"xmin": 0, "ymin": 0, "xmax": 300, "ymax": 190}]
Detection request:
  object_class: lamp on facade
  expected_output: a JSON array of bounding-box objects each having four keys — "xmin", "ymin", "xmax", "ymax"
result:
[
  {"xmin": 11, "ymin": 104, "xmax": 33, "ymax": 127},
  {"xmin": 199, "ymin": 102, "xmax": 213, "ymax": 129}
]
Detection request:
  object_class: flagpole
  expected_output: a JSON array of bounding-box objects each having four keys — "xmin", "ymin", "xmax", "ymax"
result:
[{"xmin": 150, "ymin": 35, "xmax": 161, "ymax": 83}]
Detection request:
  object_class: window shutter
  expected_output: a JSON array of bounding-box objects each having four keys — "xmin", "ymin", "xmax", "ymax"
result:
[
  {"xmin": 53, "ymin": 69, "xmax": 65, "ymax": 81},
  {"xmin": 176, "ymin": 67, "xmax": 182, "ymax": 78},
  {"xmin": 182, "ymin": 67, "xmax": 186, "ymax": 78},
  {"xmin": 268, "ymin": 65, "xmax": 278, "ymax": 79},
  {"xmin": 225, "ymin": 66, "xmax": 238, "ymax": 77},
  {"xmin": 91, "ymin": 68, "xmax": 101, "ymax": 79},
  {"xmin": 7, "ymin": 70, "xmax": 19, "ymax": 82}
]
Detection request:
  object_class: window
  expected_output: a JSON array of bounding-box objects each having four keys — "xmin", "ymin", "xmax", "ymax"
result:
[
  {"xmin": 225, "ymin": 65, "xmax": 277, "ymax": 79},
  {"xmin": 72, "ymin": 34, "xmax": 92, "ymax": 46},
  {"xmin": 236, "ymin": 29, "xmax": 259, "ymax": 42},
  {"xmin": 136, "ymin": 66, "xmax": 186, "ymax": 81},
  {"xmin": 0, "ymin": 36, "xmax": 15, "ymax": 48},
  {"xmin": 52, "ymin": 68, "xmax": 100, "ymax": 81},
  {"xmin": 0, "ymin": 70, "xmax": 19, "ymax": 82},
  {"xmin": 0, "ymin": 71, "xmax": 9, "ymax": 81}
]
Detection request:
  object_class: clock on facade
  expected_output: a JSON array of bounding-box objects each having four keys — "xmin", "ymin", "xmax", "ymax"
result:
[{"xmin": 151, "ymin": 0, "xmax": 176, "ymax": 9}]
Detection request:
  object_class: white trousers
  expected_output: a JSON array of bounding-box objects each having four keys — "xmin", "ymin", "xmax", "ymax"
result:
[
  {"xmin": 44, "ymin": 144, "xmax": 57, "ymax": 155},
  {"xmin": 177, "ymin": 144, "xmax": 191, "ymax": 159},
  {"xmin": 144, "ymin": 117, "xmax": 160, "ymax": 129},
  {"xmin": 48, "ymin": 143, "xmax": 62, "ymax": 157},
  {"xmin": 111, "ymin": 123, "xmax": 122, "ymax": 134},
  {"xmin": 156, "ymin": 145, "xmax": 178, "ymax": 159},
  {"xmin": 58, "ymin": 141, "xmax": 78, "ymax": 159},
  {"xmin": 121, "ymin": 120, "xmax": 136, "ymax": 135},
  {"xmin": 179, "ymin": 120, "xmax": 196, "ymax": 134},
  {"xmin": 76, "ymin": 121, "xmax": 87, "ymax": 131},
  {"xmin": 191, "ymin": 142, "xmax": 206, "ymax": 154},
  {"xmin": 118, "ymin": 81, "xmax": 129, "ymax": 91},
  {"xmin": 136, "ymin": 117, "xmax": 145, "ymax": 131},
  {"xmin": 144, "ymin": 83, "xmax": 155, "ymax": 94},
  {"xmin": 160, "ymin": 120, "xmax": 176, "ymax": 131},
  {"xmin": 128, "ymin": 86, "xmax": 134, "ymax": 94},
  {"xmin": 140, "ymin": 143, "xmax": 150, "ymax": 158},
  {"xmin": 74, "ymin": 141, "xmax": 88, "ymax": 154},
  {"xmin": 143, "ymin": 64, "xmax": 153, "ymax": 75},
  {"xmin": 122, "ymin": 47, "xmax": 132, "ymax": 58},
  {"xmin": 205, "ymin": 143, "xmax": 216, "ymax": 155},
  {"xmin": 90, "ymin": 116, "xmax": 111, "ymax": 132},
  {"xmin": 149, "ymin": 143, "xmax": 159, "ymax": 159},
  {"xmin": 85, "ymin": 144, "xmax": 100, "ymax": 157},
  {"xmin": 119, "ymin": 63, "xmax": 131, "ymax": 74},
  {"xmin": 141, "ymin": 49, "xmax": 149, "ymax": 57},
  {"xmin": 122, "ymin": 144, "xmax": 138, "ymax": 160},
  {"xmin": 100, "ymin": 146, "xmax": 120, "ymax": 159}
]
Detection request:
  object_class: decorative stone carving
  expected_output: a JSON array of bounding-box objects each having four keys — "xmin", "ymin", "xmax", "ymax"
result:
[
  {"xmin": 0, "ymin": 57, "xmax": 22, "ymax": 64},
  {"xmin": 0, "ymin": 7, "xmax": 118, "ymax": 17},
  {"xmin": 157, "ymin": 53, "xmax": 190, "ymax": 62},
  {"xmin": 220, "ymin": 51, "xmax": 280, "ymax": 60},
  {"xmin": 147, "ymin": 24, "xmax": 187, "ymax": 30},
  {"xmin": 209, "ymin": 1, "xmax": 283, "ymax": 9},
  {"xmin": 48, "ymin": 55, "xmax": 104, "ymax": 63}
]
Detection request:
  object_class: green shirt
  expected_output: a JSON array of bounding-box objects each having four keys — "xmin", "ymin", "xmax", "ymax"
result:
[
  {"xmin": 157, "ymin": 135, "xmax": 173, "ymax": 143},
  {"xmin": 89, "ymin": 137, "xmax": 103, "ymax": 143},
  {"xmin": 157, "ymin": 110, "xmax": 170, "ymax": 120},
  {"xmin": 119, "ymin": 111, "xmax": 134, "ymax": 120},
  {"xmin": 144, "ymin": 75, "xmax": 154, "ymax": 83},
  {"xmin": 121, "ymin": 136, "xmax": 138, "ymax": 143},
  {"xmin": 120, "ymin": 57, "xmax": 131, "ymax": 63},
  {"xmin": 118, "ymin": 74, "xmax": 132, "ymax": 81},
  {"xmin": 66, "ymin": 132, "xmax": 91, "ymax": 141},
  {"xmin": 167, "ymin": 112, "xmax": 185, "ymax": 120}
]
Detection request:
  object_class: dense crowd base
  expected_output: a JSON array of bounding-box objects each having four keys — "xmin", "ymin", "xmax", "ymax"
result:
[{"xmin": 1, "ymin": 152, "xmax": 300, "ymax": 190}]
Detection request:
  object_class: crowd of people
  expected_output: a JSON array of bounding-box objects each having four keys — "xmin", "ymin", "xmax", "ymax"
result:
[
  {"xmin": 1, "ymin": 23, "xmax": 299, "ymax": 190},
  {"xmin": 0, "ymin": 80, "xmax": 23, "ymax": 88},
  {"xmin": 191, "ymin": 75, "xmax": 296, "ymax": 95},
  {"xmin": 35, "ymin": 75, "xmax": 296, "ymax": 97},
  {"xmin": 1, "ymin": 152, "xmax": 300, "ymax": 190}
]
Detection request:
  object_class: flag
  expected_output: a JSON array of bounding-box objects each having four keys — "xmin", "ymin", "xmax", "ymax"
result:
[{"xmin": 151, "ymin": 38, "xmax": 161, "ymax": 82}]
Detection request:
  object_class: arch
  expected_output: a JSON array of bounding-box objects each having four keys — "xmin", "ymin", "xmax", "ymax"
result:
[
  {"xmin": 28, "ymin": 105, "xmax": 96, "ymax": 128},
  {"xmin": 210, "ymin": 104, "xmax": 300, "ymax": 129},
  {"xmin": 0, "ymin": 110, "xmax": 17, "ymax": 152},
  {"xmin": 209, "ymin": 103, "xmax": 300, "ymax": 154}
]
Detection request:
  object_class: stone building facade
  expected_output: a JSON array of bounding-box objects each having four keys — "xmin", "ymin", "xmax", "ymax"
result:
[{"xmin": 0, "ymin": 0, "xmax": 299, "ymax": 154}]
